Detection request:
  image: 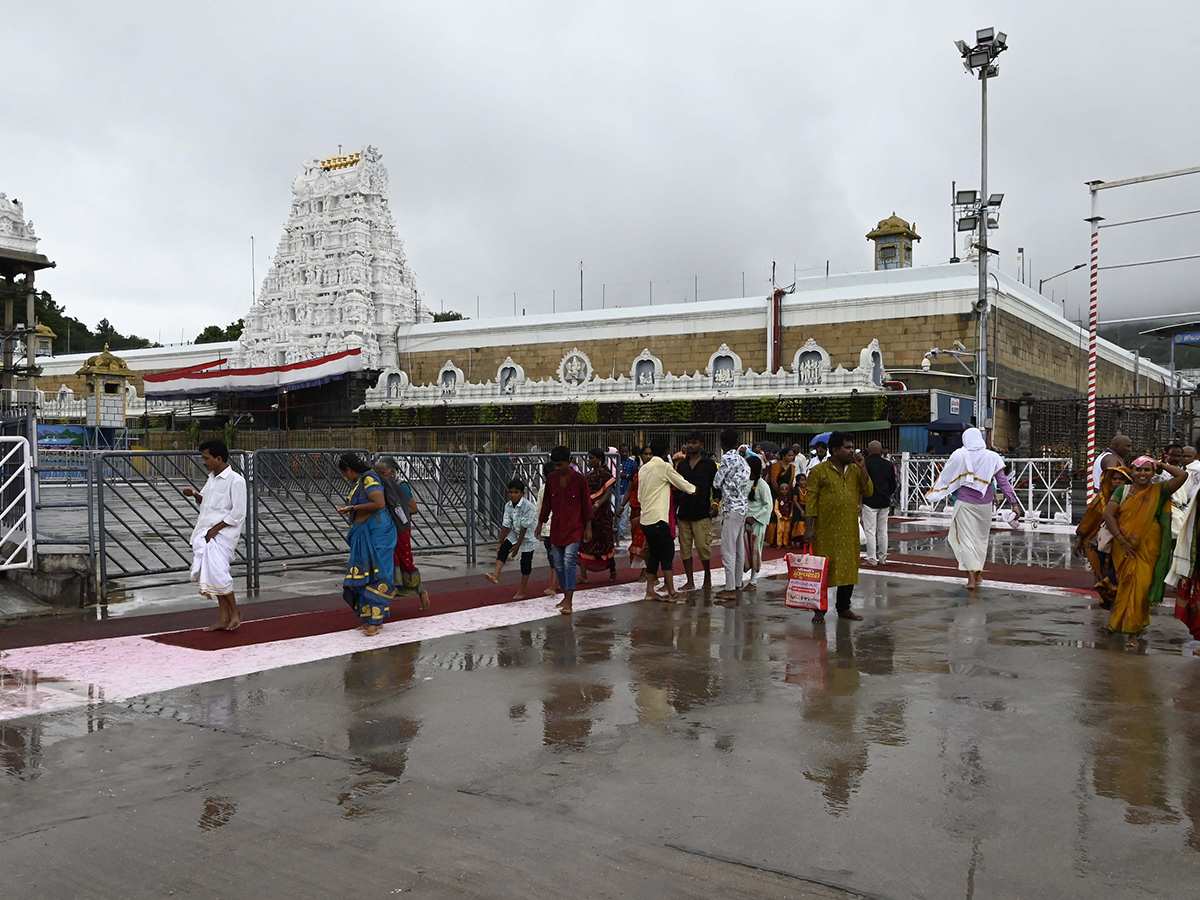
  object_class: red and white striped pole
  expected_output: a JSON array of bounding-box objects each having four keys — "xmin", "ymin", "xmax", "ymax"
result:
[{"xmin": 1085, "ymin": 184, "xmax": 1103, "ymax": 502}]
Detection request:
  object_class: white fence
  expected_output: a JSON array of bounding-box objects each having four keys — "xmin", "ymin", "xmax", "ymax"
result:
[
  {"xmin": 0, "ymin": 436, "xmax": 34, "ymax": 570},
  {"xmin": 898, "ymin": 454, "xmax": 1073, "ymax": 523}
]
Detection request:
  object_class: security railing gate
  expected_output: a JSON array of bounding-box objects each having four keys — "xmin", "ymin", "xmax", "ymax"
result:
[
  {"xmin": 0, "ymin": 436, "xmax": 34, "ymax": 571},
  {"xmin": 374, "ymin": 452, "xmax": 477, "ymax": 566},
  {"xmin": 898, "ymin": 454, "xmax": 1073, "ymax": 522},
  {"xmin": 96, "ymin": 450, "xmax": 251, "ymax": 599},
  {"xmin": 247, "ymin": 448, "xmax": 370, "ymax": 588}
]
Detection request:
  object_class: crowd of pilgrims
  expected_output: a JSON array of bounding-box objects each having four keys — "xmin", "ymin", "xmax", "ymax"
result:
[
  {"xmin": 331, "ymin": 428, "xmax": 1200, "ymax": 650},
  {"xmin": 1076, "ymin": 435, "xmax": 1200, "ymax": 649}
]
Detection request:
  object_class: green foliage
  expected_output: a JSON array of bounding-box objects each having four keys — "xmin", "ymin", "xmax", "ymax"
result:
[
  {"xmin": 34, "ymin": 291, "xmax": 158, "ymax": 355},
  {"xmin": 187, "ymin": 419, "xmax": 201, "ymax": 445},
  {"xmin": 220, "ymin": 420, "xmax": 237, "ymax": 448},
  {"xmin": 884, "ymin": 393, "xmax": 932, "ymax": 423},
  {"xmin": 576, "ymin": 400, "xmax": 598, "ymax": 425},
  {"xmin": 432, "ymin": 310, "xmax": 468, "ymax": 322},
  {"xmin": 195, "ymin": 319, "xmax": 245, "ymax": 344}
]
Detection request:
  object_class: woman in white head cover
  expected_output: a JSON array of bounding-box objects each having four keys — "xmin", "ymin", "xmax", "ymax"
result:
[{"xmin": 926, "ymin": 428, "xmax": 1021, "ymax": 588}]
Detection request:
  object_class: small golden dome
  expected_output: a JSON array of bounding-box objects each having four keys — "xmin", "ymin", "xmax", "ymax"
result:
[
  {"xmin": 76, "ymin": 344, "xmax": 132, "ymax": 377},
  {"xmin": 866, "ymin": 213, "xmax": 921, "ymax": 241}
]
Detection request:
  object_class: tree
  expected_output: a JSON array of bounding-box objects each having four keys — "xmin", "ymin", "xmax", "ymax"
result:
[
  {"xmin": 433, "ymin": 310, "xmax": 467, "ymax": 322},
  {"xmin": 194, "ymin": 319, "xmax": 246, "ymax": 344}
]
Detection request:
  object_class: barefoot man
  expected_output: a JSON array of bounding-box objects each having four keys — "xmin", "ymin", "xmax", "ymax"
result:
[{"xmin": 182, "ymin": 439, "xmax": 247, "ymax": 632}]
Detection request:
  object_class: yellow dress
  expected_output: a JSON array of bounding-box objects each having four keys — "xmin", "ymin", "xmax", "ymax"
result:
[
  {"xmin": 1109, "ymin": 482, "xmax": 1171, "ymax": 635},
  {"xmin": 807, "ymin": 460, "xmax": 873, "ymax": 587}
]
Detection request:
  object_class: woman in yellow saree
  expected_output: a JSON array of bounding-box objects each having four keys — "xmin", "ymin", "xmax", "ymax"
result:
[
  {"xmin": 1074, "ymin": 466, "xmax": 1131, "ymax": 607},
  {"xmin": 1103, "ymin": 456, "xmax": 1188, "ymax": 646}
]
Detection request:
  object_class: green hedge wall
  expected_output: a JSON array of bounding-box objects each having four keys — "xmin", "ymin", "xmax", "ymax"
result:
[{"xmin": 358, "ymin": 392, "xmax": 931, "ymax": 428}]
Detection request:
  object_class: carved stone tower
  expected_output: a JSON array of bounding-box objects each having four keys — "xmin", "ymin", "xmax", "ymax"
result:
[{"xmin": 234, "ymin": 146, "xmax": 431, "ymax": 370}]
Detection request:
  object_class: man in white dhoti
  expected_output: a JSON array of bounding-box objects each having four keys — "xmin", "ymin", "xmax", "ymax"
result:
[{"xmin": 182, "ymin": 439, "xmax": 248, "ymax": 631}]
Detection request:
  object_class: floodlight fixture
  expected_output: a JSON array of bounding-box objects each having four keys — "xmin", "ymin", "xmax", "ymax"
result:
[
  {"xmin": 986, "ymin": 214, "xmax": 999, "ymax": 229},
  {"xmin": 956, "ymin": 190, "xmax": 979, "ymax": 206},
  {"xmin": 987, "ymin": 193, "xmax": 1004, "ymax": 207},
  {"xmin": 957, "ymin": 215, "xmax": 978, "ymax": 232},
  {"xmin": 985, "ymin": 64, "xmax": 999, "ymax": 78},
  {"xmin": 955, "ymin": 39, "xmax": 969, "ymax": 55},
  {"xmin": 968, "ymin": 49, "xmax": 991, "ymax": 68},
  {"xmin": 995, "ymin": 32, "xmax": 1007, "ymax": 48},
  {"xmin": 976, "ymin": 27, "xmax": 995, "ymax": 43}
]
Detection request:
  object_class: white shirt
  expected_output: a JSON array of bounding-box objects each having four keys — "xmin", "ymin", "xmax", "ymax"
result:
[
  {"xmin": 192, "ymin": 466, "xmax": 248, "ymax": 543},
  {"xmin": 1092, "ymin": 449, "xmax": 1116, "ymax": 493}
]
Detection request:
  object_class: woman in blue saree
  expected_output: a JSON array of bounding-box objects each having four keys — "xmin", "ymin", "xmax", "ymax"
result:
[{"xmin": 336, "ymin": 453, "xmax": 397, "ymax": 636}]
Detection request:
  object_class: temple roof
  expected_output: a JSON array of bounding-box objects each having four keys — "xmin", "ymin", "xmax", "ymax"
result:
[
  {"xmin": 76, "ymin": 344, "xmax": 132, "ymax": 377},
  {"xmin": 866, "ymin": 213, "xmax": 921, "ymax": 241}
]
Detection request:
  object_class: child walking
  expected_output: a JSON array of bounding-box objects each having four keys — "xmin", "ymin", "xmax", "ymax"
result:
[
  {"xmin": 485, "ymin": 478, "xmax": 539, "ymax": 600},
  {"xmin": 772, "ymin": 482, "xmax": 795, "ymax": 547}
]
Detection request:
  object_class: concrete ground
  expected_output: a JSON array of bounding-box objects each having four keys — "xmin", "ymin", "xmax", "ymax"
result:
[
  {"xmin": 3, "ymin": 519, "xmax": 1200, "ymax": 899},
  {"xmin": 2, "ymin": 521, "xmax": 1199, "ymax": 897}
]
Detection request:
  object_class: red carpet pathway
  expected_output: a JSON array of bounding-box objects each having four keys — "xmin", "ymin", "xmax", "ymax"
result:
[{"xmin": 1, "ymin": 547, "xmax": 1092, "ymax": 653}]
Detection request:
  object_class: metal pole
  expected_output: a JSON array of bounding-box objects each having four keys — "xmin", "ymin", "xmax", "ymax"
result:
[
  {"xmin": 1086, "ymin": 187, "xmax": 1101, "ymax": 501},
  {"xmin": 580, "ymin": 263, "xmax": 584, "ymax": 311},
  {"xmin": 976, "ymin": 71, "xmax": 990, "ymax": 435},
  {"xmin": 1170, "ymin": 336, "xmax": 1176, "ymax": 439}
]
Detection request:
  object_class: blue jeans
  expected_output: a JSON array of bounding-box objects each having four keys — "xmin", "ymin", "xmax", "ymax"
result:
[{"xmin": 548, "ymin": 542, "xmax": 580, "ymax": 592}]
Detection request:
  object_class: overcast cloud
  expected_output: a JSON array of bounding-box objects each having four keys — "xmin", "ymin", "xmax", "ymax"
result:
[{"xmin": 3, "ymin": 1, "xmax": 1199, "ymax": 343}]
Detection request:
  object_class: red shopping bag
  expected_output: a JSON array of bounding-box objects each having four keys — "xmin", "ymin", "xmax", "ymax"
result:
[{"xmin": 785, "ymin": 552, "xmax": 829, "ymax": 611}]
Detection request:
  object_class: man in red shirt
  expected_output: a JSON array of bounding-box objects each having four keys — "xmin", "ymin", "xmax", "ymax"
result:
[{"xmin": 536, "ymin": 445, "xmax": 594, "ymax": 615}]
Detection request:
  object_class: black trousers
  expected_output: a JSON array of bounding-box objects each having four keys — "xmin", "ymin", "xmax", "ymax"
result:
[
  {"xmin": 835, "ymin": 584, "xmax": 854, "ymax": 613},
  {"xmin": 643, "ymin": 521, "xmax": 675, "ymax": 576}
]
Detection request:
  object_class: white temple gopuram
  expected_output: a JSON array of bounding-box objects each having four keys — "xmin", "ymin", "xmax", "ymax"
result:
[{"xmin": 234, "ymin": 146, "xmax": 431, "ymax": 371}]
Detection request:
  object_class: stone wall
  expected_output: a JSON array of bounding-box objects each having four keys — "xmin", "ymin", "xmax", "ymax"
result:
[
  {"xmin": 398, "ymin": 328, "xmax": 767, "ymax": 385},
  {"xmin": 991, "ymin": 309, "xmax": 1159, "ymax": 400},
  {"xmin": 780, "ymin": 313, "xmax": 975, "ymax": 372}
]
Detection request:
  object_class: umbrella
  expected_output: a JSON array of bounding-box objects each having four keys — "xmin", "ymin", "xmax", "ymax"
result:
[
  {"xmin": 809, "ymin": 431, "xmax": 832, "ymax": 447},
  {"xmin": 756, "ymin": 440, "xmax": 783, "ymax": 454},
  {"xmin": 925, "ymin": 417, "xmax": 967, "ymax": 432}
]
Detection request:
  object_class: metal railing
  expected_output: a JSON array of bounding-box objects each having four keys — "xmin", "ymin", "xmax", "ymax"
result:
[
  {"xmin": 0, "ymin": 437, "xmax": 33, "ymax": 570},
  {"xmin": 248, "ymin": 448, "xmax": 369, "ymax": 589},
  {"xmin": 95, "ymin": 450, "xmax": 252, "ymax": 597},
  {"xmin": 897, "ymin": 453, "xmax": 1073, "ymax": 522}
]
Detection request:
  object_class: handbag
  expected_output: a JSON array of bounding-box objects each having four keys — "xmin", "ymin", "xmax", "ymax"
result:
[
  {"xmin": 784, "ymin": 552, "xmax": 829, "ymax": 611},
  {"xmin": 1094, "ymin": 523, "xmax": 1114, "ymax": 553}
]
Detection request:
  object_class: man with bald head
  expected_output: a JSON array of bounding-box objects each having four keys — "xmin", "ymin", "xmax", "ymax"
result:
[
  {"xmin": 861, "ymin": 441, "xmax": 897, "ymax": 566},
  {"xmin": 1093, "ymin": 434, "xmax": 1132, "ymax": 493}
]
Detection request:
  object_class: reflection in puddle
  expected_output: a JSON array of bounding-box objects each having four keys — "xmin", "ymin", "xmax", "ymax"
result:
[
  {"xmin": 198, "ymin": 795, "xmax": 237, "ymax": 830},
  {"xmin": 336, "ymin": 774, "xmax": 395, "ymax": 820}
]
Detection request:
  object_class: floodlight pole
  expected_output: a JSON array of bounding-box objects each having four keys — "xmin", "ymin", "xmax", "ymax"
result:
[{"xmin": 976, "ymin": 69, "xmax": 991, "ymax": 435}]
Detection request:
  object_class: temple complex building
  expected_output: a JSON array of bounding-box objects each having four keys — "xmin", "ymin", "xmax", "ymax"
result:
[{"xmin": 233, "ymin": 146, "xmax": 430, "ymax": 370}]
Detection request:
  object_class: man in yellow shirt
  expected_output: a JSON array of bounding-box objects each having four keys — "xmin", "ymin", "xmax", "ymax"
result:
[
  {"xmin": 804, "ymin": 431, "xmax": 872, "ymax": 624},
  {"xmin": 637, "ymin": 436, "xmax": 697, "ymax": 601}
]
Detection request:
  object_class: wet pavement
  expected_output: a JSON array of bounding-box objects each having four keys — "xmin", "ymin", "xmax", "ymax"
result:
[{"xmin": 2, "ymin": 561, "xmax": 1199, "ymax": 899}]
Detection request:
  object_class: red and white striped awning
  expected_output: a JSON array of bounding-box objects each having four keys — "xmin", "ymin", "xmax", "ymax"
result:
[{"xmin": 143, "ymin": 348, "xmax": 363, "ymax": 398}]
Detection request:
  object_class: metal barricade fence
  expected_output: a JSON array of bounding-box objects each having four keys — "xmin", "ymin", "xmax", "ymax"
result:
[
  {"xmin": 374, "ymin": 452, "xmax": 477, "ymax": 565},
  {"xmin": 248, "ymin": 448, "xmax": 370, "ymax": 588},
  {"xmin": 33, "ymin": 449, "xmax": 96, "ymax": 571},
  {"xmin": 898, "ymin": 453, "xmax": 1073, "ymax": 522},
  {"xmin": 96, "ymin": 450, "xmax": 251, "ymax": 599},
  {"xmin": 0, "ymin": 436, "xmax": 34, "ymax": 570}
]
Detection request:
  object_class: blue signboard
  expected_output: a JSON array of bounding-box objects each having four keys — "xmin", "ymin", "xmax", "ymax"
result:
[{"xmin": 1174, "ymin": 332, "xmax": 1200, "ymax": 345}]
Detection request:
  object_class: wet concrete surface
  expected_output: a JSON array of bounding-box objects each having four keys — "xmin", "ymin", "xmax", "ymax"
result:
[{"xmin": 3, "ymin": 568, "xmax": 1200, "ymax": 899}]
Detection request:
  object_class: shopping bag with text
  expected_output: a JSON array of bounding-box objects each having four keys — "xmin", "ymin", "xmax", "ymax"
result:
[{"xmin": 785, "ymin": 552, "xmax": 829, "ymax": 611}]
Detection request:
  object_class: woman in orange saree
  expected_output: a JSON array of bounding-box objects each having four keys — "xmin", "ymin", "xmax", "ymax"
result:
[
  {"xmin": 1103, "ymin": 456, "xmax": 1187, "ymax": 646},
  {"xmin": 1074, "ymin": 466, "xmax": 1131, "ymax": 607}
]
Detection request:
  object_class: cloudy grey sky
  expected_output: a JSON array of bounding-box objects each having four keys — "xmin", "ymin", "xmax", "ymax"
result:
[{"xmin": 4, "ymin": 1, "xmax": 1199, "ymax": 343}]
